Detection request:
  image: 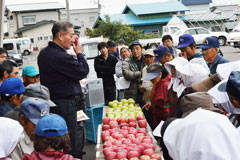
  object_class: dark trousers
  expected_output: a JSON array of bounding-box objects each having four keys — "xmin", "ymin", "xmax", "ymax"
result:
[
  {"xmin": 103, "ymin": 85, "xmax": 116, "ymax": 105},
  {"xmin": 51, "ymin": 96, "xmax": 79, "ymax": 158}
]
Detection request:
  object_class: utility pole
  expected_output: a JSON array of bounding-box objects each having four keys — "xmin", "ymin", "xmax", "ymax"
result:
[
  {"xmin": 0, "ymin": 0, "xmax": 5, "ymax": 47},
  {"xmin": 66, "ymin": 0, "xmax": 70, "ymax": 22}
]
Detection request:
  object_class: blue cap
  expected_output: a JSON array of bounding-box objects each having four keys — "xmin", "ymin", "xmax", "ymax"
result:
[
  {"xmin": 200, "ymin": 37, "xmax": 220, "ymax": 49},
  {"xmin": 35, "ymin": 114, "xmax": 68, "ymax": 137},
  {"xmin": 22, "ymin": 66, "xmax": 39, "ymax": 77},
  {"xmin": 0, "ymin": 77, "xmax": 25, "ymax": 96},
  {"xmin": 118, "ymin": 39, "xmax": 125, "ymax": 43},
  {"xmin": 153, "ymin": 45, "xmax": 170, "ymax": 62},
  {"xmin": 20, "ymin": 97, "xmax": 50, "ymax": 125},
  {"xmin": 218, "ymin": 71, "xmax": 240, "ymax": 101},
  {"xmin": 177, "ymin": 34, "xmax": 195, "ymax": 49},
  {"xmin": 141, "ymin": 63, "xmax": 163, "ymax": 81},
  {"xmin": 129, "ymin": 41, "xmax": 142, "ymax": 50}
]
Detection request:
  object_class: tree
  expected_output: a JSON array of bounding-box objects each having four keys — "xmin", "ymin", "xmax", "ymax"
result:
[{"xmin": 85, "ymin": 15, "xmax": 155, "ymax": 45}]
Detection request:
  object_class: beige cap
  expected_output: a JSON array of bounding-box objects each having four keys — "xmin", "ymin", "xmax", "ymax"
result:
[
  {"xmin": 144, "ymin": 49, "xmax": 155, "ymax": 57},
  {"xmin": 181, "ymin": 92, "xmax": 223, "ymax": 117},
  {"xmin": 191, "ymin": 74, "xmax": 220, "ymax": 92}
]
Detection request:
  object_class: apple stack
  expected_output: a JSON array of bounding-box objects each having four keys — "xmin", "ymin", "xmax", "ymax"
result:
[
  {"xmin": 106, "ymin": 99, "xmax": 144, "ymax": 120},
  {"xmin": 101, "ymin": 116, "xmax": 161, "ymax": 160}
]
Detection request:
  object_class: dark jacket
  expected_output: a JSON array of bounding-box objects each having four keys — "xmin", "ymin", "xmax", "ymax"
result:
[
  {"xmin": 208, "ymin": 54, "xmax": 229, "ymax": 74},
  {"xmin": 122, "ymin": 55, "xmax": 146, "ymax": 99},
  {"xmin": 38, "ymin": 42, "xmax": 89, "ymax": 99},
  {"xmin": 0, "ymin": 100, "xmax": 16, "ymax": 116},
  {"xmin": 94, "ymin": 54, "xmax": 118, "ymax": 87}
]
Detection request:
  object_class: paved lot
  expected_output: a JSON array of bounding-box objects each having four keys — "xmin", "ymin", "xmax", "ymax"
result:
[{"xmin": 20, "ymin": 45, "xmax": 240, "ymax": 160}]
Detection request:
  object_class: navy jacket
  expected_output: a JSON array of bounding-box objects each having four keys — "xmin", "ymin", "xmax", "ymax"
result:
[
  {"xmin": 0, "ymin": 100, "xmax": 15, "ymax": 117},
  {"xmin": 94, "ymin": 54, "xmax": 118, "ymax": 87},
  {"xmin": 38, "ymin": 42, "xmax": 89, "ymax": 99},
  {"xmin": 208, "ymin": 54, "xmax": 229, "ymax": 74}
]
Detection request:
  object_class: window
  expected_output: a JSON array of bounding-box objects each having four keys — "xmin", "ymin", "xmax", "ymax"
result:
[
  {"xmin": 89, "ymin": 16, "xmax": 95, "ymax": 22},
  {"xmin": 9, "ymin": 15, "xmax": 14, "ymax": 26},
  {"xmin": 44, "ymin": 36, "xmax": 48, "ymax": 40},
  {"xmin": 50, "ymin": 36, "xmax": 53, "ymax": 40},
  {"xmin": 22, "ymin": 40, "xmax": 29, "ymax": 45},
  {"xmin": 30, "ymin": 38, "xmax": 34, "ymax": 43},
  {"xmin": 3, "ymin": 43, "xmax": 13, "ymax": 50},
  {"xmin": 184, "ymin": 29, "xmax": 197, "ymax": 35},
  {"xmin": 196, "ymin": 29, "xmax": 209, "ymax": 34},
  {"xmin": 37, "ymin": 37, "xmax": 42, "ymax": 41},
  {"xmin": 23, "ymin": 16, "xmax": 36, "ymax": 25}
]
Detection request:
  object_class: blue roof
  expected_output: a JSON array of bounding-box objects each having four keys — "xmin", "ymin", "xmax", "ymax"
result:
[
  {"xmin": 93, "ymin": 14, "xmax": 183, "ymax": 28},
  {"xmin": 122, "ymin": 0, "xmax": 189, "ymax": 16},
  {"xmin": 181, "ymin": 0, "xmax": 212, "ymax": 5}
]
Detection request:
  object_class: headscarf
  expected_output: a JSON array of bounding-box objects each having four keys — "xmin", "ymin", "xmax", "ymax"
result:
[
  {"xmin": 164, "ymin": 57, "xmax": 209, "ymax": 97},
  {"xmin": 163, "ymin": 109, "xmax": 240, "ymax": 160},
  {"xmin": 0, "ymin": 117, "xmax": 24, "ymax": 158}
]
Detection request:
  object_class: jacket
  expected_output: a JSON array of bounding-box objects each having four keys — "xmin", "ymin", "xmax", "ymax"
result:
[
  {"xmin": 22, "ymin": 151, "xmax": 80, "ymax": 160},
  {"xmin": 208, "ymin": 54, "xmax": 229, "ymax": 74},
  {"xmin": 94, "ymin": 54, "xmax": 118, "ymax": 87},
  {"xmin": 115, "ymin": 60, "xmax": 123, "ymax": 78},
  {"xmin": 38, "ymin": 42, "xmax": 89, "ymax": 99},
  {"xmin": 122, "ymin": 55, "xmax": 146, "ymax": 99},
  {"xmin": 0, "ymin": 100, "xmax": 15, "ymax": 117}
]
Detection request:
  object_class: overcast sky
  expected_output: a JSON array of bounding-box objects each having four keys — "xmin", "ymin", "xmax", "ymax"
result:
[{"xmin": 5, "ymin": 0, "xmax": 240, "ymax": 14}]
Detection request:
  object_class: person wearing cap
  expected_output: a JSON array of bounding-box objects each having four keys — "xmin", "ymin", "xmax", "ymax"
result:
[
  {"xmin": 0, "ymin": 60, "xmax": 19, "ymax": 85},
  {"xmin": 177, "ymin": 34, "xmax": 209, "ymax": 72},
  {"xmin": 154, "ymin": 45, "xmax": 174, "ymax": 65},
  {"xmin": 22, "ymin": 114, "xmax": 80, "ymax": 160},
  {"xmin": 0, "ymin": 77, "xmax": 24, "ymax": 116},
  {"xmin": 141, "ymin": 63, "xmax": 171, "ymax": 128},
  {"xmin": 0, "ymin": 48, "xmax": 8, "ymax": 64},
  {"xmin": 107, "ymin": 40, "xmax": 118, "ymax": 59},
  {"xmin": 200, "ymin": 37, "xmax": 229, "ymax": 74},
  {"xmin": 95, "ymin": 42, "xmax": 118, "ymax": 105},
  {"xmin": 139, "ymin": 49, "xmax": 155, "ymax": 129},
  {"xmin": 22, "ymin": 65, "xmax": 40, "ymax": 87},
  {"xmin": 115, "ymin": 46, "xmax": 131, "ymax": 101},
  {"xmin": 5, "ymin": 97, "xmax": 50, "ymax": 160},
  {"xmin": 162, "ymin": 35, "xmax": 180, "ymax": 57},
  {"xmin": 122, "ymin": 40, "xmax": 146, "ymax": 106},
  {"xmin": 118, "ymin": 39, "xmax": 125, "ymax": 46}
]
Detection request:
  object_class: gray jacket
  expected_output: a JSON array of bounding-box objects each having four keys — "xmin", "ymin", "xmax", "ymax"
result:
[
  {"xmin": 122, "ymin": 55, "xmax": 146, "ymax": 99},
  {"xmin": 115, "ymin": 61, "xmax": 123, "ymax": 78}
]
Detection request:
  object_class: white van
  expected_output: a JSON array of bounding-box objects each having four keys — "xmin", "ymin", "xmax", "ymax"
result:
[
  {"xmin": 17, "ymin": 37, "xmax": 33, "ymax": 55},
  {"xmin": 3, "ymin": 39, "xmax": 23, "ymax": 66}
]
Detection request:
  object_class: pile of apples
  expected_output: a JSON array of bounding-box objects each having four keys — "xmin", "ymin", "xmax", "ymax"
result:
[
  {"xmin": 101, "ymin": 116, "xmax": 161, "ymax": 160},
  {"xmin": 106, "ymin": 99, "xmax": 144, "ymax": 119}
]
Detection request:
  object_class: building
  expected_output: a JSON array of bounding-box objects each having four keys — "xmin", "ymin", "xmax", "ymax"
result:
[
  {"xmin": 61, "ymin": 7, "xmax": 100, "ymax": 37},
  {"xmin": 179, "ymin": 0, "xmax": 212, "ymax": 12},
  {"xmin": 5, "ymin": 2, "xmax": 64, "ymax": 50},
  {"xmin": 93, "ymin": 0, "xmax": 189, "ymax": 37}
]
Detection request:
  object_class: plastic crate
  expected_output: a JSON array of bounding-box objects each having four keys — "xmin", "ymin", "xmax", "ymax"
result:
[{"xmin": 85, "ymin": 105, "xmax": 103, "ymax": 143}]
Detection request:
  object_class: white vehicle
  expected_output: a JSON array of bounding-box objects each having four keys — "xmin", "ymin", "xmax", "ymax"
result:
[
  {"xmin": 227, "ymin": 22, "xmax": 240, "ymax": 48},
  {"xmin": 139, "ymin": 38, "xmax": 162, "ymax": 49},
  {"xmin": 17, "ymin": 37, "xmax": 33, "ymax": 55},
  {"xmin": 171, "ymin": 27, "xmax": 229, "ymax": 46},
  {"xmin": 3, "ymin": 39, "xmax": 23, "ymax": 66}
]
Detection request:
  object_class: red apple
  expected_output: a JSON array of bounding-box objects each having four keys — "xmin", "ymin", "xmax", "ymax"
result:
[
  {"xmin": 128, "ymin": 128, "xmax": 137, "ymax": 135},
  {"xmin": 103, "ymin": 141, "xmax": 112, "ymax": 148},
  {"xmin": 105, "ymin": 151, "xmax": 117, "ymax": 160},
  {"xmin": 137, "ymin": 128, "xmax": 147, "ymax": 136},
  {"xmin": 131, "ymin": 138, "xmax": 141, "ymax": 145},
  {"xmin": 142, "ymin": 138, "xmax": 152, "ymax": 144},
  {"xmin": 121, "ymin": 126, "xmax": 128, "ymax": 130},
  {"xmin": 137, "ymin": 115, "xmax": 144, "ymax": 121},
  {"xmin": 103, "ymin": 146, "xmax": 113, "ymax": 156},
  {"xmin": 126, "ymin": 134, "xmax": 135, "ymax": 139},
  {"xmin": 73, "ymin": 35, "xmax": 79, "ymax": 46},
  {"xmin": 151, "ymin": 153, "xmax": 161, "ymax": 160},
  {"xmin": 130, "ymin": 158, "xmax": 139, "ymax": 160},
  {"xmin": 118, "ymin": 117, "xmax": 127, "ymax": 124},
  {"xmin": 120, "ymin": 123, "xmax": 129, "ymax": 129},
  {"xmin": 128, "ymin": 150, "xmax": 140, "ymax": 159},
  {"xmin": 142, "ymin": 143, "xmax": 155, "ymax": 151},
  {"xmin": 128, "ymin": 117, "xmax": 136, "ymax": 123},
  {"xmin": 143, "ymin": 148, "xmax": 154, "ymax": 156},
  {"xmin": 103, "ymin": 124, "xmax": 111, "ymax": 131},
  {"xmin": 138, "ymin": 120, "xmax": 147, "ymax": 128},
  {"xmin": 120, "ymin": 129, "xmax": 128, "ymax": 138},
  {"xmin": 122, "ymin": 139, "xmax": 132, "ymax": 145},
  {"xmin": 140, "ymin": 155, "xmax": 151, "ymax": 160},
  {"xmin": 103, "ymin": 117, "xmax": 111, "ymax": 124},
  {"xmin": 117, "ymin": 151, "xmax": 127, "ymax": 159},
  {"xmin": 102, "ymin": 131, "xmax": 110, "ymax": 141},
  {"xmin": 129, "ymin": 122, "xmax": 137, "ymax": 128}
]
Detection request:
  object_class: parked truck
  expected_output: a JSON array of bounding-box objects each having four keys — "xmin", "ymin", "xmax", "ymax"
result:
[{"xmin": 227, "ymin": 22, "xmax": 240, "ymax": 48}]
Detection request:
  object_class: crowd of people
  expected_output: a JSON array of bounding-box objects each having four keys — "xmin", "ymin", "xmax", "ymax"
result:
[{"xmin": 0, "ymin": 20, "xmax": 240, "ymax": 160}]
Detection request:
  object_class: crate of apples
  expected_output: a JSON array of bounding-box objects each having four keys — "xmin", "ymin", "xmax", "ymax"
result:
[{"xmin": 101, "ymin": 116, "xmax": 161, "ymax": 160}]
